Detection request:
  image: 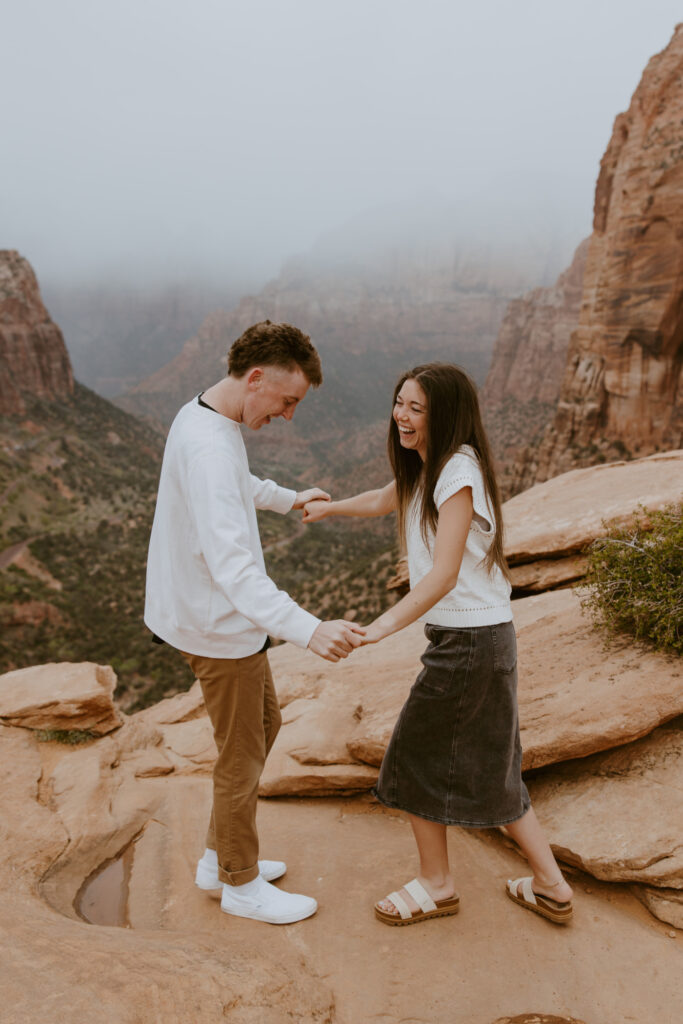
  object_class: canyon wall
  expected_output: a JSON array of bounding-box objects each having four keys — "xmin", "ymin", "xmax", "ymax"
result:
[
  {"xmin": 482, "ymin": 239, "xmax": 588, "ymax": 496},
  {"xmin": 513, "ymin": 24, "xmax": 683, "ymax": 490},
  {"xmin": 0, "ymin": 251, "xmax": 74, "ymax": 417}
]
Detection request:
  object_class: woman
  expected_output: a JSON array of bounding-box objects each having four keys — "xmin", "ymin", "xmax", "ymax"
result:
[{"xmin": 303, "ymin": 363, "xmax": 573, "ymax": 927}]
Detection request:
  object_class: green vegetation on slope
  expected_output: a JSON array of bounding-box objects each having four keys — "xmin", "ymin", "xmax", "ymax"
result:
[
  {"xmin": 264, "ymin": 515, "xmax": 399, "ymax": 623},
  {"xmin": 0, "ymin": 384, "xmax": 195, "ymax": 709},
  {"xmin": 1, "ymin": 384, "xmax": 398, "ymax": 710},
  {"xmin": 582, "ymin": 503, "xmax": 682, "ymax": 654}
]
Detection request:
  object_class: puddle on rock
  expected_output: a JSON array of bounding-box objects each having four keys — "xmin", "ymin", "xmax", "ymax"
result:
[{"xmin": 77, "ymin": 842, "xmax": 136, "ymax": 927}]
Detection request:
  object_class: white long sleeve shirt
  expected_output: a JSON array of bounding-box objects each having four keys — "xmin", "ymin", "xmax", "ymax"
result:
[{"xmin": 144, "ymin": 397, "xmax": 320, "ymax": 657}]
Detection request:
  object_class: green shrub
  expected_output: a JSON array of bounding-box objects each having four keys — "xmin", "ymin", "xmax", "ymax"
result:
[
  {"xmin": 582, "ymin": 503, "xmax": 682, "ymax": 654},
  {"xmin": 35, "ymin": 728, "xmax": 96, "ymax": 745}
]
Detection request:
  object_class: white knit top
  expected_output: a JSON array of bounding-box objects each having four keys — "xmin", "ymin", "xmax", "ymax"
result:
[{"xmin": 406, "ymin": 445, "xmax": 512, "ymax": 627}]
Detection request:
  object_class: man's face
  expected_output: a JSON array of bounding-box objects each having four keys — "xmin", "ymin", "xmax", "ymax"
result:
[{"xmin": 242, "ymin": 364, "xmax": 310, "ymax": 429}]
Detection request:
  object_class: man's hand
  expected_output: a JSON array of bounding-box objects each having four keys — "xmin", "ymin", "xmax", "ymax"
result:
[
  {"xmin": 308, "ymin": 620, "xmax": 366, "ymax": 662},
  {"xmin": 302, "ymin": 499, "xmax": 332, "ymax": 523},
  {"xmin": 292, "ymin": 488, "xmax": 331, "ymax": 510}
]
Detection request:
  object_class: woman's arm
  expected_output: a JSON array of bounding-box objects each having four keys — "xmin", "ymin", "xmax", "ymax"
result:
[
  {"xmin": 302, "ymin": 481, "xmax": 396, "ymax": 522},
  {"xmin": 362, "ymin": 487, "xmax": 473, "ymax": 643}
]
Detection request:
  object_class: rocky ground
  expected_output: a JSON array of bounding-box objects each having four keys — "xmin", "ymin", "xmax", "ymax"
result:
[
  {"xmin": 2, "ymin": 726, "xmax": 682, "ymax": 1024},
  {"xmin": 2, "ymin": 577, "xmax": 682, "ymax": 1023}
]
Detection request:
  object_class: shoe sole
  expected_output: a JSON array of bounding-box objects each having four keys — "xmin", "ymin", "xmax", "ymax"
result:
[
  {"xmin": 505, "ymin": 886, "xmax": 573, "ymax": 925},
  {"xmin": 220, "ymin": 902, "xmax": 318, "ymax": 925},
  {"xmin": 374, "ymin": 898, "xmax": 460, "ymax": 926}
]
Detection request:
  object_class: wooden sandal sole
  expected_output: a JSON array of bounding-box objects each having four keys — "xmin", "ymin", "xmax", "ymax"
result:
[
  {"xmin": 506, "ymin": 886, "xmax": 573, "ymax": 925},
  {"xmin": 374, "ymin": 897, "xmax": 460, "ymax": 926}
]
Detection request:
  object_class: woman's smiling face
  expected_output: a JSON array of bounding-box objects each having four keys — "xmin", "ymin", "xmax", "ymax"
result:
[{"xmin": 393, "ymin": 378, "xmax": 428, "ymax": 460}]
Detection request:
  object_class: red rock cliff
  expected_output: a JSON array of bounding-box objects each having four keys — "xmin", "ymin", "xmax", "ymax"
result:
[
  {"xmin": 0, "ymin": 251, "xmax": 74, "ymax": 416},
  {"xmin": 482, "ymin": 239, "xmax": 589, "ymax": 496},
  {"xmin": 518, "ymin": 25, "xmax": 683, "ymax": 488}
]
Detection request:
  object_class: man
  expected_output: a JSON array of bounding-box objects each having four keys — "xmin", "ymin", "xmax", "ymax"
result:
[{"xmin": 145, "ymin": 320, "xmax": 363, "ymax": 924}]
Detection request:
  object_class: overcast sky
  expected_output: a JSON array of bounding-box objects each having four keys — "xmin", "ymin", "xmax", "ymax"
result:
[{"xmin": 1, "ymin": 1, "xmax": 681, "ymax": 289}]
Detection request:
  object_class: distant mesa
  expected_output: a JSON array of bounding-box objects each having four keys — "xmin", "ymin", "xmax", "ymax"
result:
[{"xmin": 0, "ymin": 250, "xmax": 74, "ymax": 417}]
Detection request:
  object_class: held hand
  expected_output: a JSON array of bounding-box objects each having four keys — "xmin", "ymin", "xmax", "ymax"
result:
[
  {"xmin": 308, "ymin": 620, "xmax": 366, "ymax": 663},
  {"xmin": 293, "ymin": 487, "xmax": 331, "ymax": 510},
  {"xmin": 302, "ymin": 499, "xmax": 332, "ymax": 523},
  {"xmin": 359, "ymin": 619, "xmax": 392, "ymax": 646}
]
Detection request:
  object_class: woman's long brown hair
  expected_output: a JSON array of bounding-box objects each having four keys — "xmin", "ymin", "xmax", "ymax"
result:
[{"xmin": 387, "ymin": 362, "xmax": 510, "ymax": 581}]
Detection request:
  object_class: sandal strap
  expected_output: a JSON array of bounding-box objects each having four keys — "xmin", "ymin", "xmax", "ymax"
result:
[
  {"xmin": 387, "ymin": 890, "xmax": 412, "ymax": 919},
  {"xmin": 508, "ymin": 876, "xmax": 537, "ymax": 905},
  {"xmin": 404, "ymin": 878, "xmax": 437, "ymax": 913}
]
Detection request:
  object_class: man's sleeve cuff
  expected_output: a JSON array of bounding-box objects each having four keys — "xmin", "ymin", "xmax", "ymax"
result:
[
  {"xmin": 272, "ymin": 486, "xmax": 297, "ymax": 514},
  {"xmin": 283, "ymin": 610, "xmax": 321, "ymax": 650}
]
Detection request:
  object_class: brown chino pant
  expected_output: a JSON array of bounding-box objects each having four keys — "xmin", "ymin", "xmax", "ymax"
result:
[{"xmin": 181, "ymin": 649, "xmax": 282, "ymax": 886}]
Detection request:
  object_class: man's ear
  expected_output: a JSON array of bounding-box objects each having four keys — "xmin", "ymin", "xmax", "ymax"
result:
[{"xmin": 245, "ymin": 367, "xmax": 264, "ymax": 390}]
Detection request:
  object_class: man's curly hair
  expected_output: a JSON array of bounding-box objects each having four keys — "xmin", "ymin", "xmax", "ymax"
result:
[{"xmin": 227, "ymin": 320, "xmax": 322, "ymax": 387}]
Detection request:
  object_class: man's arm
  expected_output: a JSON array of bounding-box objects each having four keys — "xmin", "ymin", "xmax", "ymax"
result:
[
  {"xmin": 193, "ymin": 458, "xmax": 360, "ymax": 659},
  {"xmin": 250, "ymin": 475, "xmax": 330, "ymax": 513},
  {"xmin": 250, "ymin": 474, "xmax": 297, "ymax": 513}
]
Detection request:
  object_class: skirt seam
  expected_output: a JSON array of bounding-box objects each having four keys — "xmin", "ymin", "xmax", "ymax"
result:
[{"xmin": 446, "ymin": 626, "xmax": 476, "ymax": 820}]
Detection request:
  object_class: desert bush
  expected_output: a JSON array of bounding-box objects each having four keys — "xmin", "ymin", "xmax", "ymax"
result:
[
  {"xmin": 35, "ymin": 729, "xmax": 95, "ymax": 745},
  {"xmin": 582, "ymin": 503, "xmax": 682, "ymax": 654}
]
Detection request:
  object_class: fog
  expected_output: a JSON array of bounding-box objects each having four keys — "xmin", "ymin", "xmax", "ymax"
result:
[{"xmin": 2, "ymin": 0, "xmax": 681, "ymax": 290}]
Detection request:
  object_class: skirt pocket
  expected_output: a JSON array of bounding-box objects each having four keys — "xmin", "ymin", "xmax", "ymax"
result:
[
  {"xmin": 491, "ymin": 622, "xmax": 518, "ymax": 674},
  {"xmin": 415, "ymin": 626, "xmax": 474, "ymax": 697}
]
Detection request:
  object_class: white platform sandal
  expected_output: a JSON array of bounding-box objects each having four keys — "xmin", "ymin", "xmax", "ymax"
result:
[
  {"xmin": 506, "ymin": 876, "xmax": 573, "ymax": 925},
  {"xmin": 375, "ymin": 877, "xmax": 460, "ymax": 926}
]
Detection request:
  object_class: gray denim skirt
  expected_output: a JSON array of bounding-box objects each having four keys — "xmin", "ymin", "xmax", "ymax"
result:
[{"xmin": 373, "ymin": 620, "xmax": 530, "ymax": 827}]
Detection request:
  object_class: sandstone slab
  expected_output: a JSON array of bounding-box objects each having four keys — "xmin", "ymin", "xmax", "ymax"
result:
[
  {"xmin": 508, "ymin": 555, "xmax": 588, "ymax": 592},
  {"xmin": 504, "ymin": 449, "xmax": 683, "ymax": 564},
  {"xmin": 258, "ymin": 751, "xmax": 378, "ymax": 796},
  {"xmin": 138, "ymin": 678, "xmax": 205, "ymax": 725},
  {"xmin": 635, "ymin": 886, "xmax": 683, "ymax": 930},
  {"xmin": 514, "ymin": 589, "xmax": 683, "ymax": 770},
  {"xmin": 528, "ymin": 719, "xmax": 683, "ymax": 890},
  {"xmin": 160, "ymin": 717, "xmax": 216, "ymax": 773},
  {"xmin": 0, "ymin": 661, "xmax": 123, "ymax": 735}
]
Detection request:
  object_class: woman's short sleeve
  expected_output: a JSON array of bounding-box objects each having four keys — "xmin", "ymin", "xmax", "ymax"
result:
[{"xmin": 434, "ymin": 450, "xmax": 494, "ymax": 534}]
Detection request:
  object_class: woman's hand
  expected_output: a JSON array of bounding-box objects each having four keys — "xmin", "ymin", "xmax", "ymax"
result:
[
  {"xmin": 293, "ymin": 488, "xmax": 330, "ymax": 510},
  {"xmin": 302, "ymin": 499, "xmax": 333, "ymax": 523},
  {"xmin": 359, "ymin": 617, "xmax": 393, "ymax": 645}
]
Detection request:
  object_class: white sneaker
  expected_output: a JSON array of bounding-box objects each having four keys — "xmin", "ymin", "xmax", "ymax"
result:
[
  {"xmin": 220, "ymin": 874, "xmax": 317, "ymax": 924},
  {"xmin": 195, "ymin": 851, "xmax": 286, "ymax": 894}
]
